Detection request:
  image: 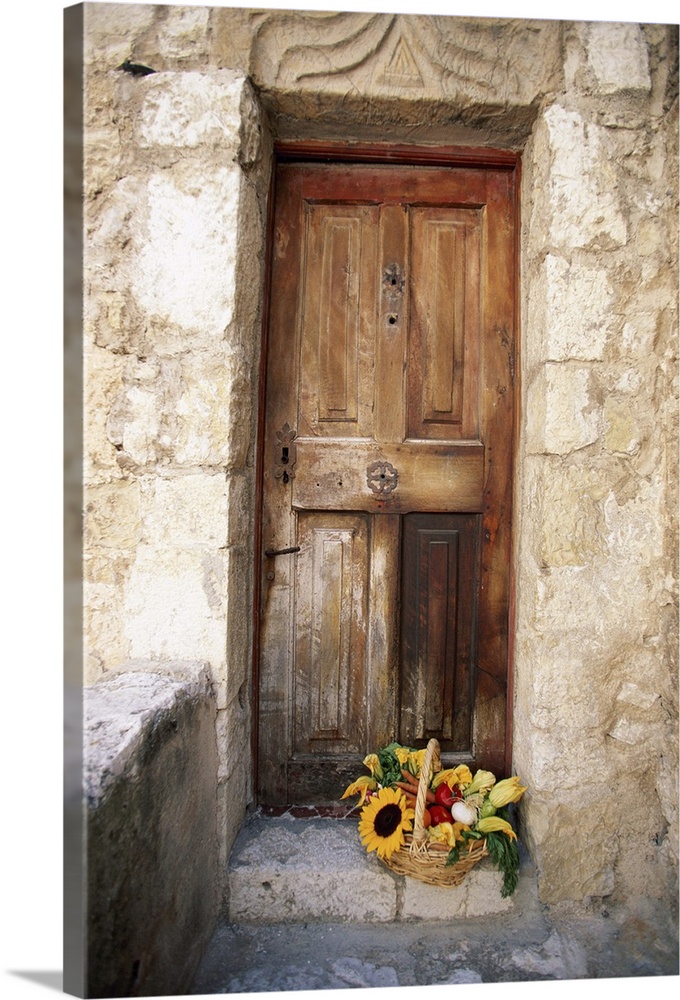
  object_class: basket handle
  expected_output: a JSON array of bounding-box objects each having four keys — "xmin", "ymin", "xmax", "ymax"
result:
[{"xmin": 412, "ymin": 738, "xmax": 441, "ymax": 845}]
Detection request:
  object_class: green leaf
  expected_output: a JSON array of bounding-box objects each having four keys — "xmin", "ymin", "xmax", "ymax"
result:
[{"xmin": 484, "ymin": 830, "xmax": 520, "ymax": 897}]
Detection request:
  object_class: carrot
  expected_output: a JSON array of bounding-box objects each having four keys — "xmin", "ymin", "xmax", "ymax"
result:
[
  {"xmin": 396, "ymin": 777, "xmax": 435, "ymax": 803},
  {"xmin": 395, "ymin": 781, "xmax": 418, "ymax": 795},
  {"xmin": 400, "ymin": 769, "xmax": 420, "ymax": 787}
]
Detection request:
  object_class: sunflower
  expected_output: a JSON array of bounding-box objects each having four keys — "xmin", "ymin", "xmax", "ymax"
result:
[{"xmin": 357, "ymin": 787, "xmax": 415, "ymax": 860}]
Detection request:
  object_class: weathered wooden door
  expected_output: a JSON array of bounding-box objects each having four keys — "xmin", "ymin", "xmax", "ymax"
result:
[{"xmin": 257, "ymin": 153, "xmax": 517, "ymax": 805}]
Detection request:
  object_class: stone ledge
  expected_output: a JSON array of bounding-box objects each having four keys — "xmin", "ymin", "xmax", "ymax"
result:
[
  {"xmin": 228, "ymin": 815, "xmax": 535, "ymax": 923},
  {"xmin": 84, "ymin": 659, "xmax": 213, "ymax": 805}
]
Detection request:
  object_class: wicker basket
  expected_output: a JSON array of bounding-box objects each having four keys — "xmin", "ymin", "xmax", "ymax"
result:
[{"xmin": 380, "ymin": 737, "xmax": 488, "ymax": 887}]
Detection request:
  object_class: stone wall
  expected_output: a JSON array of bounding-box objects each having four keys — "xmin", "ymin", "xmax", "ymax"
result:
[
  {"xmin": 80, "ymin": 2, "xmax": 678, "ymax": 917},
  {"xmin": 83, "ymin": 2, "xmax": 273, "ymax": 876},
  {"xmin": 84, "ymin": 662, "xmax": 219, "ymax": 997},
  {"xmin": 515, "ymin": 21, "xmax": 678, "ymax": 908}
]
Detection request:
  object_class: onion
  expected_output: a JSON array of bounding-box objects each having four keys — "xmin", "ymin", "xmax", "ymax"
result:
[{"xmin": 450, "ymin": 800, "xmax": 477, "ymax": 825}]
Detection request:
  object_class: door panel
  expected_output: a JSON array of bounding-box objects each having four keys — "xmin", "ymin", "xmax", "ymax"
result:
[
  {"xmin": 400, "ymin": 513, "xmax": 479, "ymax": 752},
  {"xmin": 408, "ymin": 208, "xmax": 481, "ymax": 439},
  {"xmin": 258, "ymin": 158, "xmax": 516, "ymax": 805}
]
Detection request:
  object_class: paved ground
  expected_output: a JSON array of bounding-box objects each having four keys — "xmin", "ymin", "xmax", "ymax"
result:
[{"xmin": 191, "ymin": 820, "xmax": 678, "ymax": 995}]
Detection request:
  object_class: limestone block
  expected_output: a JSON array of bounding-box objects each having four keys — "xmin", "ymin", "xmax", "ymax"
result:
[
  {"xmin": 84, "ymin": 663, "xmax": 219, "ymax": 997},
  {"xmin": 603, "ymin": 396, "xmax": 642, "ymax": 455},
  {"xmin": 620, "ymin": 313, "xmax": 660, "ymax": 359},
  {"xmin": 544, "ymin": 255, "xmax": 613, "ymax": 362},
  {"xmin": 542, "ymin": 365, "xmax": 601, "ymax": 455},
  {"xmin": 124, "ymin": 546, "xmax": 228, "ymax": 667},
  {"xmin": 83, "ymin": 2, "xmax": 158, "ymax": 67},
  {"xmin": 585, "ymin": 23, "xmax": 651, "ymax": 95},
  {"xmin": 140, "ymin": 474, "xmax": 228, "ymax": 547},
  {"xmin": 106, "ymin": 359, "xmax": 170, "ymax": 468},
  {"xmin": 215, "ymin": 697, "xmax": 250, "ymax": 783},
  {"xmin": 538, "ymin": 462, "xmax": 607, "ymax": 567},
  {"xmin": 174, "ymin": 352, "xmax": 252, "ymax": 468},
  {"xmin": 228, "ymin": 820, "xmax": 397, "ymax": 922},
  {"xmin": 238, "ymin": 79, "xmax": 263, "ymax": 169},
  {"xmin": 105, "ymin": 351, "xmax": 252, "ymax": 470},
  {"xmin": 155, "ymin": 4, "xmax": 212, "ymax": 63},
  {"xmin": 401, "ymin": 863, "xmax": 512, "ymax": 919},
  {"xmin": 84, "ymin": 347, "xmax": 128, "ymax": 479},
  {"xmin": 84, "ymin": 124, "xmax": 123, "ymax": 198},
  {"xmin": 543, "ymin": 104, "xmax": 627, "ymax": 249},
  {"xmin": 85, "ymin": 480, "xmax": 142, "ymax": 548},
  {"xmin": 84, "ymin": 552, "xmax": 133, "ymax": 681},
  {"xmin": 138, "ymin": 71, "xmax": 244, "ymax": 150},
  {"xmin": 130, "ymin": 166, "xmax": 240, "ymax": 341},
  {"xmin": 529, "ymin": 801, "xmax": 617, "ymax": 903},
  {"xmin": 225, "ymin": 472, "xmax": 253, "ymax": 549},
  {"xmin": 246, "ymin": 11, "xmax": 561, "ymax": 121},
  {"xmin": 218, "ymin": 769, "xmax": 249, "ymax": 876},
  {"xmin": 603, "ymin": 477, "xmax": 665, "ymax": 571},
  {"xmin": 464, "ymin": 867, "xmax": 515, "ymax": 917}
]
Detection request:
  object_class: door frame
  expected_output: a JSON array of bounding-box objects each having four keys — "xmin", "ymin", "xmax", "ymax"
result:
[{"xmin": 252, "ymin": 140, "xmax": 521, "ymax": 800}]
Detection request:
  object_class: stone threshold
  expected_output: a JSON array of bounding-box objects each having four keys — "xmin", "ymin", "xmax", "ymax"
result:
[{"xmin": 227, "ymin": 810, "xmax": 539, "ymax": 924}]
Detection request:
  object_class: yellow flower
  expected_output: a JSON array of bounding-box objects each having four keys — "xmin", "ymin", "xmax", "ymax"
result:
[
  {"xmin": 431, "ymin": 765, "xmax": 473, "ymax": 789},
  {"xmin": 488, "ymin": 776, "xmax": 527, "ymax": 808},
  {"xmin": 463, "ymin": 769, "xmax": 496, "ymax": 796},
  {"xmin": 341, "ymin": 776, "xmax": 377, "ymax": 806},
  {"xmin": 427, "ymin": 821, "xmax": 469, "ymax": 847},
  {"xmin": 408, "ymin": 748, "xmax": 427, "ymax": 774},
  {"xmin": 358, "ymin": 787, "xmax": 415, "ymax": 860},
  {"xmin": 476, "ymin": 816, "xmax": 517, "ymax": 840},
  {"xmin": 362, "ymin": 754, "xmax": 383, "ymax": 781},
  {"xmin": 394, "ymin": 747, "xmax": 411, "ymax": 766}
]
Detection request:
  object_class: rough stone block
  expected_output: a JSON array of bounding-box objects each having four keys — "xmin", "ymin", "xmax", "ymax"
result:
[
  {"xmin": 130, "ymin": 167, "xmax": 241, "ymax": 340},
  {"xmin": 85, "ymin": 663, "xmax": 219, "ymax": 997},
  {"xmin": 84, "ymin": 347, "xmax": 127, "ymax": 478},
  {"xmin": 544, "ymin": 255, "xmax": 612, "ymax": 361},
  {"xmin": 538, "ymin": 462, "xmax": 607, "ymax": 568},
  {"xmin": 603, "ymin": 396, "xmax": 642, "ymax": 455},
  {"xmin": 465, "ymin": 867, "xmax": 515, "ymax": 916},
  {"xmin": 585, "ymin": 22, "xmax": 651, "ymax": 94},
  {"xmin": 400, "ymin": 875, "xmax": 468, "ymax": 919},
  {"xmin": 85, "ymin": 480, "xmax": 142, "ymax": 549},
  {"xmin": 544, "ymin": 104, "xmax": 627, "ymax": 248},
  {"xmin": 543, "ymin": 365, "xmax": 601, "ymax": 455},
  {"xmin": 138, "ymin": 71, "xmax": 244, "ymax": 150},
  {"xmin": 124, "ymin": 546, "xmax": 228, "ymax": 667},
  {"xmin": 140, "ymin": 474, "xmax": 228, "ymax": 547},
  {"xmin": 228, "ymin": 819, "xmax": 397, "ymax": 923}
]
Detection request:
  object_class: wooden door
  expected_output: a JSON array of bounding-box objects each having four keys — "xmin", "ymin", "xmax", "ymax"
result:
[{"xmin": 257, "ymin": 154, "xmax": 517, "ymax": 805}]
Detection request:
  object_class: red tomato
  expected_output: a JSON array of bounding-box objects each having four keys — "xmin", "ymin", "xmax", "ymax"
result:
[
  {"xmin": 434, "ymin": 783, "xmax": 461, "ymax": 809},
  {"xmin": 428, "ymin": 804, "xmax": 452, "ymax": 826}
]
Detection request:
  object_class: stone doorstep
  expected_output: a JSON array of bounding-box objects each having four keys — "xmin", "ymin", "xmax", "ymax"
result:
[{"xmin": 227, "ymin": 814, "xmax": 538, "ymax": 924}]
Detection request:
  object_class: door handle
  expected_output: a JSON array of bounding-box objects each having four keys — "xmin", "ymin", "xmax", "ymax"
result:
[{"xmin": 264, "ymin": 546, "xmax": 301, "ymax": 558}]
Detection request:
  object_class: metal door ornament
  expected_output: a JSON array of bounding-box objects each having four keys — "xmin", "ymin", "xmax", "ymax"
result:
[{"xmin": 366, "ymin": 460, "xmax": 399, "ymax": 495}]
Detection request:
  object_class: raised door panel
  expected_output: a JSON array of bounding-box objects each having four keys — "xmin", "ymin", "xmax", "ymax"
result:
[
  {"xmin": 400, "ymin": 513, "xmax": 479, "ymax": 753},
  {"xmin": 408, "ymin": 208, "xmax": 481, "ymax": 441},
  {"xmin": 299, "ymin": 205, "xmax": 379, "ymax": 439}
]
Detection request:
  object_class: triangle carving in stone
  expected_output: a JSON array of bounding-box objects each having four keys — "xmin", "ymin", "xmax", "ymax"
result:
[{"xmin": 381, "ymin": 36, "xmax": 423, "ymax": 87}]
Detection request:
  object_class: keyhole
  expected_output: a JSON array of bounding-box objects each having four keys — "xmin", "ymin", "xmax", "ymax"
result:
[
  {"xmin": 281, "ymin": 447, "xmax": 289, "ymax": 465},
  {"xmin": 388, "ymin": 315, "xmax": 397, "ymax": 325}
]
